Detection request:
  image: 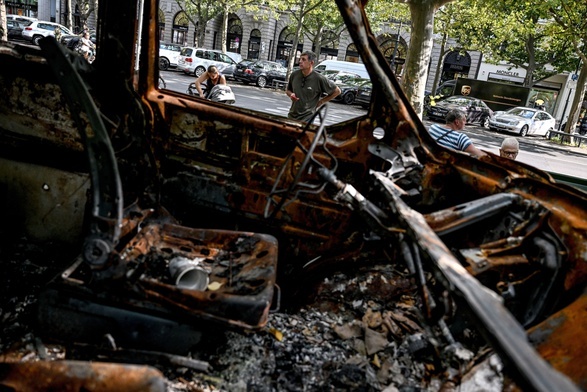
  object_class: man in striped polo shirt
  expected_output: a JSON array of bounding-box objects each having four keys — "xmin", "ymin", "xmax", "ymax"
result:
[{"xmin": 429, "ymin": 109, "xmax": 486, "ymax": 158}]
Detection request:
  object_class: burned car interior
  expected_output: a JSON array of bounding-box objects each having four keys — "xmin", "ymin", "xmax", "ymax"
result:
[{"xmin": 1, "ymin": 0, "xmax": 586, "ymax": 390}]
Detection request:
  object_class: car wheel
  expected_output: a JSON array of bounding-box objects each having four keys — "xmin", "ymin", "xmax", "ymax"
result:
[
  {"xmin": 481, "ymin": 116, "xmax": 490, "ymax": 128},
  {"xmin": 159, "ymin": 57, "xmax": 170, "ymax": 71},
  {"xmin": 32, "ymin": 35, "xmax": 43, "ymax": 46},
  {"xmin": 257, "ymin": 76, "xmax": 267, "ymax": 88},
  {"xmin": 343, "ymin": 92, "xmax": 355, "ymax": 105},
  {"xmin": 519, "ymin": 125, "xmax": 529, "ymax": 137},
  {"xmin": 195, "ymin": 66, "xmax": 206, "ymax": 77}
]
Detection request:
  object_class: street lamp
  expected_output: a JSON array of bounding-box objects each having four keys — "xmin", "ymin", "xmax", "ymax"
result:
[{"xmin": 390, "ymin": 20, "xmax": 403, "ymax": 71}]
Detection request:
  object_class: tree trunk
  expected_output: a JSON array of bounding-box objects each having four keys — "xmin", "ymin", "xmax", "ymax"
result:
[
  {"xmin": 220, "ymin": 7, "xmax": 228, "ymax": 53},
  {"xmin": 402, "ymin": 1, "xmax": 436, "ymax": 117},
  {"xmin": 314, "ymin": 25, "xmax": 323, "ymax": 61},
  {"xmin": 524, "ymin": 35, "xmax": 537, "ymax": 87},
  {"xmin": 431, "ymin": 30, "xmax": 447, "ymax": 95},
  {"xmin": 286, "ymin": 0, "xmax": 306, "ymax": 82},
  {"xmin": 66, "ymin": 0, "xmax": 73, "ymax": 31},
  {"xmin": 564, "ymin": 61, "xmax": 587, "ymax": 134},
  {"xmin": 1, "ymin": 1, "xmax": 7, "ymax": 42}
]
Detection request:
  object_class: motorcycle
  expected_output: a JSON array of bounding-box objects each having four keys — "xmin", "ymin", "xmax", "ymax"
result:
[{"xmin": 186, "ymin": 82, "xmax": 236, "ymax": 105}]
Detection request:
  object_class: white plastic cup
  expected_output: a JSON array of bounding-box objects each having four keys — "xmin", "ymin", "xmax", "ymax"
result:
[{"xmin": 168, "ymin": 256, "xmax": 209, "ymax": 291}]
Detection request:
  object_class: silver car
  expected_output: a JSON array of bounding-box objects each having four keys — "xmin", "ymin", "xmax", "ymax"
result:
[
  {"xmin": 21, "ymin": 21, "xmax": 72, "ymax": 46},
  {"xmin": 177, "ymin": 47, "xmax": 237, "ymax": 77},
  {"xmin": 488, "ymin": 106, "xmax": 555, "ymax": 137}
]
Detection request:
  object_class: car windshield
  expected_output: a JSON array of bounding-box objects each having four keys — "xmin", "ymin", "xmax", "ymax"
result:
[
  {"xmin": 444, "ymin": 96, "xmax": 473, "ymax": 105},
  {"xmin": 508, "ymin": 108, "xmax": 536, "ymax": 118},
  {"xmin": 180, "ymin": 48, "xmax": 193, "ymax": 56}
]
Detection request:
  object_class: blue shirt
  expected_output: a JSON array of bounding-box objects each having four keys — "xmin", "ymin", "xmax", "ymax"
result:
[{"xmin": 429, "ymin": 123, "xmax": 472, "ymax": 152}]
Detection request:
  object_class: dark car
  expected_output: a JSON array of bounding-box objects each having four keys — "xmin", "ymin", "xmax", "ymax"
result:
[
  {"xmin": 424, "ymin": 79, "xmax": 456, "ymax": 113},
  {"xmin": 60, "ymin": 31, "xmax": 96, "ymax": 50},
  {"xmin": 6, "ymin": 20, "xmax": 25, "ymax": 40},
  {"xmin": 220, "ymin": 58, "xmax": 251, "ymax": 81},
  {"xmin": 329, "ymin": 75, "xmax": 371, "ymax": 105},
  {"xmin": 426, "ymin": 95, "xmax": 493, "ymax": 127},
  {"xmin": 355, "ymin": 80, "xmax": 372, "ymax": 108},
  {"xmin": 233, "ymin": 59, "xmax": 286, "ymax": 88},
  {"xmin": 580, "ymin": 116, "xmax": 587, "ymax": 135}
]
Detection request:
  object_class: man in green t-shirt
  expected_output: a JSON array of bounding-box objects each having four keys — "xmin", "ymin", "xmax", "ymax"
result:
[{"xmin": 286, "ymin": 51, "xmax": 341, "ymax": 122}]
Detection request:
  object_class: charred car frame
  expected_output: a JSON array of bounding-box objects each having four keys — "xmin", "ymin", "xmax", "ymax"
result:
[{"xmin": 0, "ymin": 0, "xmax": 586, "ymax": 390}]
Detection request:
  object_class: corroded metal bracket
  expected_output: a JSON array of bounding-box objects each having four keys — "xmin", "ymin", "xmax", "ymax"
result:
[{"xmin": 39, "ymin": 37, "xmax": 122, "ymax": 269}]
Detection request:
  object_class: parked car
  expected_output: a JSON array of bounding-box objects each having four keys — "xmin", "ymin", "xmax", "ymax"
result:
[
  {"xmin": 219, "ymin": 58, "xmax": 251, "ymax": 80},
  {"xmin": 224, "ymin": 51, "xmax": 243, "ymax": 64},
  {"xmin": 159, "ymin": 42, "xmax": 182, "ymax": 70},
  {"xmin": 6, "ymin": 14, "xmax": 37, "ymax": 26},
  {"xmin": 177, "ymin": 47, "xmax": 237, "ymax": 77},
  {"xmin": 22, "ymin": 21, "xmax": 72, "ymax": 46},
  {"xmin": 60, "ymin": 31, "xmax": 97, "ymax": 50},
  {"xmin": 355, "ymin": 80, "xmax": 372, "ymax": 108},
  {"xmin": 233, "ymin": 60, "xmax": 287, "ymax": 88},
  {"xmin": 6, "ymin": 20, "xmax": 25, "ymax": 40},
  {"xmin": 328, "ymin": 75, "xmax": 371, "ymax": 105},
  {"xmin": 488, "ymin": 106, "xmax": 555, "ymax": 137},
  {"xmin": 321, "ymin": 70, "xmax": 362, "ymax": 82},
  {"xmin": 224, "ymin": 59, "xmax": 254, "ymax": 81},
  {"xmin": 579, "ymin": 116, "xmax": 587, "ymax": 135},
  {"xmin": 314, "ymin": 59, "xmax": 369, "ymax": 79},
  {"xmin": 426, "ymin": 95, "xmax": 493, "ymax": 127},
  {"xmin": 424, "ymin": 79, "xmax": 456, "ymax": 113}
]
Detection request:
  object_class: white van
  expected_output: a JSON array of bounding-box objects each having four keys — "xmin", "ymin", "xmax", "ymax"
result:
[{"xmin": 314, "ymin": 60, "xmax": 369, "ymax": 79}]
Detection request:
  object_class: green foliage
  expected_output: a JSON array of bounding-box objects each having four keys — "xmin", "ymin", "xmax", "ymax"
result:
[{"xmin": 444, "ymin": 0, "xmax": 577, "ymax": 86}]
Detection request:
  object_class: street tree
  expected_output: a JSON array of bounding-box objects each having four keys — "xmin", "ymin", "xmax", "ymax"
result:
[
  {"xmin": 399, "ymin": 0, "xmax": 455, "ymax": 117},
  {"xmin": 177, "ymin": 0, "xmax": 284, "ymax": 54},
  {"xmin": 286, "ymin": 0, "xmax": 408, "ymax": 81},
  {"xmin": 282, "ymin": 0, "xmax": 327, "ymax": 80},
  {"xmin": 0, "ymin": 0, "xmax": 6, "ymax": 42},
  {"xmin": 544, "ymin": 0, "xmax": 587, "ymax": 134},
  {"xmin": 217, "ymin": 0, "xmax": 285, "ymax": 54},
  {"xmin": 446, "ymin": 0, "xmax": 573, "ymax": 88},
  {"xmin": 175, "ymin": 0, "xmax": 222, "ymax": 47},
  {"xmin": 429, "ymin": 3, "xmax": 457, "ymax": 95},
  {"xmin": 299, "ymin": 0, "xmax": 344, "ymax": 62},
  {"xmin": 62, "ymin": 0, "xmax": 98, "ymax": 32}
]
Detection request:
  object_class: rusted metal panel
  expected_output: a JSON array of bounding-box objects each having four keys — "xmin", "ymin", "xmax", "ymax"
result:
[
  {"xmin": 529, "ymin": 291, "xmax": 587, "ymax": 389},
  {"xmin": 0, "ymin": 360, "xmax": 166, "ymax": 392}
]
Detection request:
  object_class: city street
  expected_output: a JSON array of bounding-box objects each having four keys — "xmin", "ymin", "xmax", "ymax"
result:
[{"xmin": 161, "ymin": 70, "xmax": 587, "ymax": 180}]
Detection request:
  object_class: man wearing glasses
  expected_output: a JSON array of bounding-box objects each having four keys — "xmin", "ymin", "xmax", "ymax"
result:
[
  {"xmin": 286, "ymin": 51, "xmax": 341, "ymax": 122},
  {"xmin": 428, "ymin": 109, "xmax": 486, "ymax": 158},
  {"xmin": 500, "ymin": 137, "xmax": 519, "ymax": 160}
]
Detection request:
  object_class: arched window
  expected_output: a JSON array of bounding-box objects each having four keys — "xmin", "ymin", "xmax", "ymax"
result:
[
  {"xmin": 277, "ymin": 28, "xmax": 303, "ymax": 65},
  {"xmin": 345, "ymin": 43, "xmax": 360, "ymax": 62},
  {"xmin": 172, "ymin": 11, "xmax": 189, "ymax": 46},
  {"xmin": 248, "ymin": 29, "xmax": 261, "ymax": 60},
  {"xmin": 441, "ymin": 50, "xmax": 471, "ymax": 83},
  {"xmin": 158, "ymin": 9, "xmax": 165, "ymax": 42},
  {"xmin": 227, "ymin": 17, "xmax": 243, "ymax": 55},
  {"xmin": 378, "ymin": 34, "xmax": 408, "ymax": 76}
]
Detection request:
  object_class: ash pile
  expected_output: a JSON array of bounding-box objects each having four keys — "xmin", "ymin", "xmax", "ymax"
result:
[{"xmin": 0, "ymin": 238, "xmax": 503, "ymax": 391}]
